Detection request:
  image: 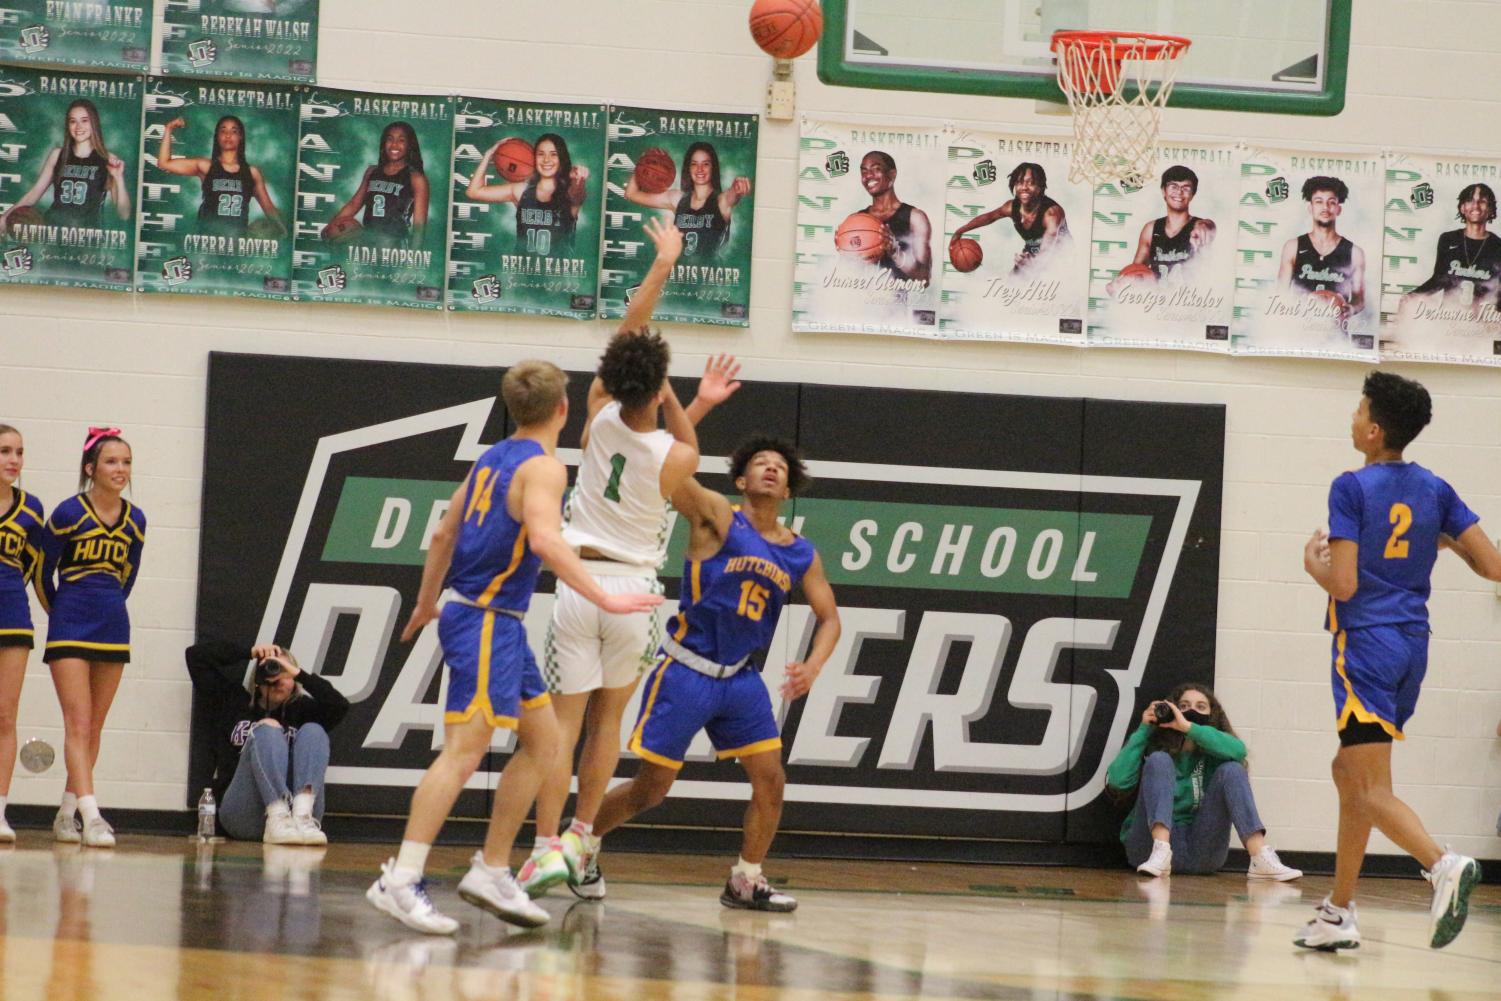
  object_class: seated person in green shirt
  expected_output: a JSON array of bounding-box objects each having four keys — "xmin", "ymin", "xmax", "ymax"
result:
[{"xmin": 1106, "ymin": 683, "xmax": 1301, "ymax": 880}]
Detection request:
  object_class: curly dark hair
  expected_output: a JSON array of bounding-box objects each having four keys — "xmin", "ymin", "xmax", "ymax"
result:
[
  {"xmin": 728, "ymin": 435, "xmax": 809, "ymax": 497},
  {"xmin": 1456, "ymin": 182, "xmax": 1497, "ymax": 224},
  {"xmin": 1363, "ymin": 370, "xmax": 1431, "ymax": 451},
  {"xmin": 1302, "ymin": 175, "xmax": 1349, "ymax": 203},
  {"xmin": 598, "ymin": 329, "xmax": 670, "ymax": 411}
]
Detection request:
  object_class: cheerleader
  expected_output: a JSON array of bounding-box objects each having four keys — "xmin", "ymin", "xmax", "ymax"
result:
[
  {"xmin": 0, "ymin": 425, "xmax": 49, "ymax": 841},
  {"xmin": 45, "ymin": 428, "xmax": 145, "ymax": 848}
]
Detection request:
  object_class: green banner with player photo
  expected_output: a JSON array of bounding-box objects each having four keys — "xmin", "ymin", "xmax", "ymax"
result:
[
  {"xmin": 1232, "ymin": 148, "xmax": 1383, "ymax": 361},
  {"xmin": 1380, "ymin": 154, "xmax": 1501, "ymax": 366},
  {"xmin": 292, "ymin": 88, "xmax": 451, "ymax": 309},
  {"xmin": 137, "ymin": 79, "xmax": 296, "ymax": 299},
  {"xmin": 599, "ymin": 105, "xmax": 757, "ymax": 327},
  {"xmin": 792, "ymin": 119, "xmax": 944, "ymax": 337},
  {"xmin": 161, "ymin": 0, "xmax": 319, "ymax": 83},
  {"xmin": 447, "ymin": 98, "xmax": 606, "ymax": 319},
  {"xmin": 0, "ymin": 1, "xmax": 151, "ymax": 71},
  {"xmin": 0, "ymin": 69, "xmax": 140, "ymax": 291},
  {"xmin": 1087, "ymin": 144, "xmax": 1238, "ymax": 353}
]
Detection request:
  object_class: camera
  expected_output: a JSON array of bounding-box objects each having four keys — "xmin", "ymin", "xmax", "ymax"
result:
[
  {"xmin": 255, "ymin": 658, "xmax": 282, "ymax": 684},
  {"xmin": 1152, "ymin": 702, "xmax": 1176, "ymax": 724}
]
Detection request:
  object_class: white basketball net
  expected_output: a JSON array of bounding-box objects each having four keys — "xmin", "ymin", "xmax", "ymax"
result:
[{"xmin": 1052, "ymin": 32, "xmax": 1190, "ymax": 188}]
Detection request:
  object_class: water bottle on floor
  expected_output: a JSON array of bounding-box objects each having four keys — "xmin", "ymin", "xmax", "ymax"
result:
[{"xmin": 197, "ymin": 788, "xmax": 217, "ymax": 842}]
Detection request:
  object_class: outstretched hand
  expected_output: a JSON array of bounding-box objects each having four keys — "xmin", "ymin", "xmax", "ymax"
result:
[
  {"xmin": 601, "ymin": 592, "xmax": 664, "ymax": 616},
  {"xmin": 644, "ymin": 217, "xmax": 683, "ymax": 262},
  {"xmin": 695, "ymin": 354, "xmax": 741, "ymax": 408}
]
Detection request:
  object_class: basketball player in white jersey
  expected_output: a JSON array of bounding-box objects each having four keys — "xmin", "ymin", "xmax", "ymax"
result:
[{"xmin": 516, "ymin": 217, "xmax": 742, "ymax": 899}]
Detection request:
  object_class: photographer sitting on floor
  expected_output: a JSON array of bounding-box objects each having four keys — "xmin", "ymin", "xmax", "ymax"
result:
[{"xmin": 185, "ymin": 640, "xmax": 349, "ymax": 845}]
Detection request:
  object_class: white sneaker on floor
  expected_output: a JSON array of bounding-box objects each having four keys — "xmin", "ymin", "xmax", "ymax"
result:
[
  {"xmin": 457, "ymin": 852, "xmax": 549, "ymax": 928},
  {"xmin": 0, "ymin": 816, "xmax": 14, "ymax": 843},
  {"xmin": 1425, "ymin": 851, "xmax": 1481, "ymax": 949},
  {"xmin": 1136, "ymin": 839, "xmax": 1172, "ymax": 878},
  {"xmin": 263, "ymin": 810, "xmax": 302, "ymax": 845},
  {"xmin": 293, "ymin": 813, "xmax": 328, "ymax": 847},
  {"xmin": 1247, "ymin": 846, "xmax": 1302, "ymax": 881},
  {"xmin": 1293, "ymin": 896, "xmax": 1360, "ymax": 951},
  {"xmin": 81, "ymin": 817, "xmax": 115, "ymax": 848},
  {"xmin": 366, "ymin": 860, "xmax": 459, "ymax": 935},
  {"xmin": 53, "ymin": 811, "xmax": 80, "ymax": 844}
]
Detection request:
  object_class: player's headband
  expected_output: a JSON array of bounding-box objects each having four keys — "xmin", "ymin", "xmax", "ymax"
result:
[{"xmin": 83, "ymin": 426, "xmax": 122, "ymax": 454}]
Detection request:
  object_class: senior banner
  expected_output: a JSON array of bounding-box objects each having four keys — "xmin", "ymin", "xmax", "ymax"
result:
[
  {"xmin": 292, "ymin": 88, "xmax": 451, "ymax": 309},
  {"xmin": 0, "ymin": 0, "xmax": 151, "ymax": 71},
  {"xmin": 1087, "ymin": 144, "xmax": 1238, "ymax": 352},
  {"xmin": 1380, "ymin": 154, "xmax": 1501, "ymax": 366},
  {"xmin": 792, "ymin": 119, "xmax": 944, "ymax": 336},
  {"xmin": 197, "ymin": 353, "xmax": 1223, "ymax": 850},
  {"xmin": 0, "ymin": 68, "xmax": 140, "ymax": 291},
  {"xmin": 136, "ymin": 78, "xmax": 297, "ymax": 299},
  {"xmin": 939, "ymin": 132, "xmax": 1090, "ymax": 344},
  {"xmin": 161, "ymin": 0, "xmax": 319, "ymax": 83},
  {"xmin": 447, "ymin": 98, "xmax": 606, "ymax": 319},
  {"xmin": 1232, "ymin": 148, "xmax": 1383, "ymax": 360},
  {"xmin": 599, "ymin": 105, "xmax": 758, "ymax": 327}
]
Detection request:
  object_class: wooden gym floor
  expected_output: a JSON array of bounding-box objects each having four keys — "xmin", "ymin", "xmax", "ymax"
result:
[{"xmin": 0, "ymin": 835, "xmax": 1495, "ymax": 1000}]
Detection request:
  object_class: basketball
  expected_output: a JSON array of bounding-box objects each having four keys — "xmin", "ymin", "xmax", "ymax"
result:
[
  {"xmin": 323, "ymin": 217, "xmax": 363, "ymax": 245},
  {"xmin": 494, "ymin": 137, "xmax": 535, "ymax": 182},
  {"xmin": 834, "ymin": 211, "xmax": 886, "ymax": 262},
  {"xmin": 749, "ymin": 0, "xmax": 824, "ymax": 59},
  {"xmin": 634, "ymin": 147, "xmax": 677, "ymax": 194},
  {"xmin": 4, "ymin": 206, "xmax": 43, "ymax": 234},
  {"xmin": 1118, "ymin": 263, "xmax": 1156, "ymax": 282},
  {"xmin": 949, "ymin": 237, "xmax": 983, "ymax": 273}
]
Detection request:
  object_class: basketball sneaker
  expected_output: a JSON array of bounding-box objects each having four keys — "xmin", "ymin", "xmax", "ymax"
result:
[
  {"xmin": 0, "ymin": 816, "xmax": 14, "ymax": 843},
  {"xmin": 1136, "ymin": 839, "xmax": 1172, "ymax": 878},
  {"xmin": 720, "ymin": 871, "xmax": 797, "ymax": 912},
  {"xmin": 570, "ymin": 854, "xmax": 607, "ymax": 901},
  {"xmin": 1247, "ymin": 846, "xmax": 1302, "ymax": 881},
  {"xmin": 1425, "ymin": 851, "xmax": 1481, "ymax": 949},
  {"xmin": 1293, "ymin": 897, "xmax": 1360, "ymax": 952},
  {"xmin": 457, "ymin": 852, "xmax": 549, "ymax": 928},
  {"xmin": 294, "ymin": 813, "xmax": 328, "ymax": 847},
  {"xmin": 558, "ymin": 829, "xmax": 585, "ymax": 883},
  {"xmin": 366, "ymin": 860, "xmax": 459, "ymax": 935},
  {"xmin": 516, "ymin": 839, "xmax": 569, "ymax": 896},
  {"xmin": 263, "ymin": 810, "xmax": 302, "ymax": 846},
  {"xmin": 53, "ymin": 811, "xmax": 81, "ymax": 844},
  {"xmin": 81, "ymin": 817, "xmax": 115, "ymax": 849}
]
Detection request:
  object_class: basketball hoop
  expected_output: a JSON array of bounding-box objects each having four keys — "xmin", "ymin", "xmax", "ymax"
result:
[{"xmin": 1051, "ymin": 30, "xmax": 1190, "ymax": 188}]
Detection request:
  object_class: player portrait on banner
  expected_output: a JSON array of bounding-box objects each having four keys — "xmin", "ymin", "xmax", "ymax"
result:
[
  {"xmin": 600, "ymin": 105, "xmax": 758, "ymax": 327},
  {"xmin": 0, "ymin": 70, "xmax": 140, "ymax": 291},
  {"xmin": 0, "ymin": 1, "xmax": 149, "ymax": 71},
  {"xmin": 1088, "ymin": 146, "xmax": 1238, "ymax": 352},
  {"xmin": 292, "ymin": 89, "xmax": 451, "ymax": 309},
  {"xmin": 938, "ymin": 134, "xmax": 1088, "ymax": 344},
  {"xmin": 1381, "ymin": 155, "xmax": 1501, "ymax": 366},
  {"xmin": 1234, "ymin": 150, "xmax": 1382, "ymax": 360},
  {"xmin": 448, "ymin": 100, "xmax": 606, "ymax": 318},
  {"xmin": 138, "ymin": 80, "xmax": 298, "ymax": 300},
  {"xmin": 792, "ymin": 120, "xmax": 943, "ymax": 336},
  {"xmin": 161, "ymin": 0, "xmax": 319, "ymax": 82}
]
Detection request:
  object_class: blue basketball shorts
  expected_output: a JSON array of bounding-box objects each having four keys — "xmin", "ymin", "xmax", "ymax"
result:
[
  {"xmin": 1329, "ymin": 623, "xmax": 1429, "ymax": 740},
  {"xmin": 439, "ymin": 602, "xmax": 549, "ymax": 730},
  {"xmin": 627, "ymin": 654, "xmax": 782, "ymax": 770}
]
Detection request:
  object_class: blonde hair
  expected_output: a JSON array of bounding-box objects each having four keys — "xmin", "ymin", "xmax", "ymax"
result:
[{"xmin": 502, "ymin": 361, "xmax": 568, "ymax": 426}]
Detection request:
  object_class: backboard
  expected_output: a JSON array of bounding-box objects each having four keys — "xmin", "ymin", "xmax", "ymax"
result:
[{"xmin": 818, "ymin": 0, "xmax": 1351, "ymax": 115}]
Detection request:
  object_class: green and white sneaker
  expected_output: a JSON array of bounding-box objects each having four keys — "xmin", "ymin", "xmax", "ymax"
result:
[
  {"xmin": 516, "ymin": 839, "xmax": 570, "ymax": 897},
  {"xmin": 1425, "ymin": 851, "xmax": 1481, "ymax": 949}
]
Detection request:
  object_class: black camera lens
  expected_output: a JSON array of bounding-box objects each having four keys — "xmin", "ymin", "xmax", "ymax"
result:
[
  {"xmin": 1152, "ymin": 702, "xmax": 1176, "ymax": 724},
  {"xmin": 256, "ymin": 659, "xmax": 281, "ymax": 683}
]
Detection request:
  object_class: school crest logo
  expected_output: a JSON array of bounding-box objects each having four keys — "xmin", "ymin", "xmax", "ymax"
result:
[
  {"xmin": 162, "ymin": 256, "xmax": 193, "ymax": 285},
  {"xmin": 19, "ymin": 25, "xmax": 48, "ymax": 54},
  {"xmin": 1265, "ymin": 176, "xmax": 1290, "ymax": 203},
  {"xmin": 1410, "ymin": 182, "xmax": 1435, "ymax": 209},
  {"xmin": 188, "ymin": 39, "xmax": 217, "ymax": 68},
  {"xmin": 825, "ymin": 151, "xmax": 849, "ymax": 177},
  {"xmin": 972, "ymin": 159, "xmax": 997, "ymax": 186},
  {"xmin": 470, "ymin": 274, "xmax": 500, "ymax": 303},
  {"xmin": 2, "ymin": 246, "xmax": 32, "ymax": 277}
]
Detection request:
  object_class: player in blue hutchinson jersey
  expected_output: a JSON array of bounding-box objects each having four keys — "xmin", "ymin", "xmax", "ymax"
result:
[
  {"xmin": 366, "ymin": 361, "xmax": 663, "ymax": 936},
  {"xmin": 0, "ymin": 425, "xmax": 48, "ymax": 843},
  {"xmin": 590, "ymin": 436, "xmax": 841, "ymax": 912},
  {"xmin": 44, "ymin": 428, "xmax": 145, "ymax": 850},
  {"xmin": 1297, "ymin": 372, "xmax": 1501, "ymax": 953}
]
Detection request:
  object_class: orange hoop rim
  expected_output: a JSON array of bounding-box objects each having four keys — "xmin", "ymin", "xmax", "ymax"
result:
[{"xmin": 1050, "ymin": 30, "xmax": 1192, "ymax": 62}]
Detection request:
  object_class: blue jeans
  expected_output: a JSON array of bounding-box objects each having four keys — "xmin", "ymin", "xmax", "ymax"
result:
[
  {"xmin": 220, "ymin": 722, "xmax": 329, "ymax": 840},
  {"xmin": 1124, "ymin": 752, "xmax": 1265, "ymax": 874}
]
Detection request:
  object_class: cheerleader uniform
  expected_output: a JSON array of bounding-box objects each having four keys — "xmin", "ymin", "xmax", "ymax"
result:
[
  {"xmin": 43, "ymin": 495, "xmax": 145, "ymax": 663},
  {"xmin": 0, "ymin": 488, "xmax": 50, "ymax": 648}
]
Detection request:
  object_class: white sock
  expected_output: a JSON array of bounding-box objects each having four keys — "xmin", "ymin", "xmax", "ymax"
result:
[
  {"xmin": 568, "ymin": 818, "xmax": 593, "ymax": 837},
  {"xmin": 733, "ymin": 857, "xmax": 762, "ymax": 880},
  {"xmin": 0, "ymin": 794, "xmax": 8, "ymax": 817},
  {"xmin": 77, "ymin": 795, "xmax": 101, "ymax": 825},
  {"xmin": 532, "ymin": 835, "xmax": 550, "ymax": 855},
  {"xmin": 394, "ymin": 840, "xmax": 430, "ymax": 881},
  {"xmin": 291, "ymin": 791, "xmax": 315, "ymax": 818},
  {"xmin": 266, "ymin": 799, "xmax": 291, "ymax": 819},
  {"xmin": 60, "ymin": 792, "xmax": 78, "ymax": 817},
  {"xmin": 470, "ymin": 853, "xmax": 509, "ymax": 878}
]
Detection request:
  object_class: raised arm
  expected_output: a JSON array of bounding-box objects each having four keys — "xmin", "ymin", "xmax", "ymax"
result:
[
  {"xmin": 617, "ymin": 216, "xmax": 684, "ymax": 333},
  {"xmin": 719, "ymin": 175, "xmax": 751, "ymax": 216},
  {"xmin": 465, "ymin": 141, "xmax": 526, "ymax": 204},
  {"xmin": 669, "ymin": 475, "xmax": 734, "ymax": 558},
  {"xmin": 780, "ymin": 552, "xmax": 841, "ymax": 700},
  {"xmin": 684, "ymin": 354, "xmax": 741, "ymax": 426},
  {"xmin": 157, "ymin": 118, "xmax": 208, "ymax": 178},
  {"xmin": 624, "ymin": 174, "xmax": 679, "ymax": 211},
  {"xmin": 399, "ymin": 477, "xmax": 467, "ymax": 641},
  {"xmin": 105, "ymin": 155, "xmax": 131, "ymax": 221}
]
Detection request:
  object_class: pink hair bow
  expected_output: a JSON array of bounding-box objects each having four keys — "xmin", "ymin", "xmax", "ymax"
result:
[{"xmin": 83, "ymin": 425, "xmax": 122, "ymax": 453}]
